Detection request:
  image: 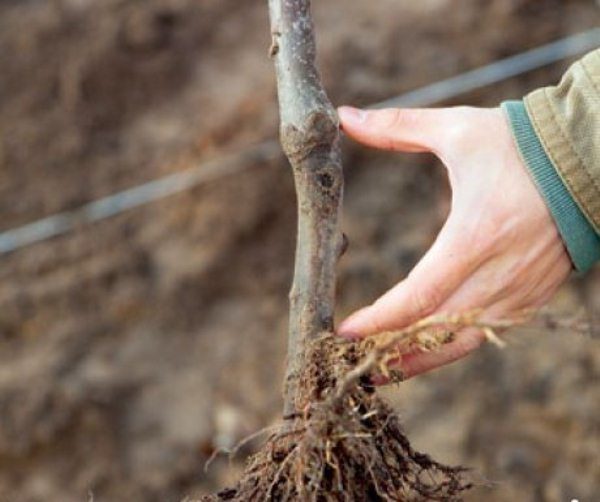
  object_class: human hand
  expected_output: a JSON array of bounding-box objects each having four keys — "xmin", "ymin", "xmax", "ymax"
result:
[{"xmin": 337, "ymin": 105, "xmax": 572, "ymax": 379}]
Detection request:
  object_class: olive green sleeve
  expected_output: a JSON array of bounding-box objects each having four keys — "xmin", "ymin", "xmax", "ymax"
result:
[{"xmin": 524, "ymin": 49, "xmax": 600, "ymax": 233}]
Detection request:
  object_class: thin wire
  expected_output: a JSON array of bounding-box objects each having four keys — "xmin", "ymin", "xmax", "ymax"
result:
[
  {"xmin": 1, "ymin": 28, "xmax": 599, "ymax": 255},
  {"xmin": 0, "ymin": 141, "xmax": 279, "ymax": 254},
  {"xmin": 372, "ymin": 28, "xmax": 600, "ymax": 109}
]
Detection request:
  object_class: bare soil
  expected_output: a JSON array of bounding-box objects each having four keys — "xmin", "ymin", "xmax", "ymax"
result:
[{"xmin": 0, "ymin": 1, "xmax": 598, "ymax": 501}]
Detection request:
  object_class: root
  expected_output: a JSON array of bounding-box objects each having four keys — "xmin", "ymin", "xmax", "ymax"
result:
[
  {"xmin": 204, "ymin": 425, "xmax": 282, "ymax": 474},
  {"xmin": 202, "ymin": 323, "xmax": 472, "ymax": 501},
  {"xmin": 335, "ymin": 311, "xmax": 529, "ymax": 398},
  {"xmin": 201, "ymin": 310, "xmax": 593, "ymax": 501},
  {"xmin": 206, "ymin": 389, "xmax": 470, "ymax": 500}
]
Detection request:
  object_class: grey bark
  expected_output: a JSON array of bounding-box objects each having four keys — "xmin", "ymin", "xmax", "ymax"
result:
[{"xmin": 267, "ymin": 0, "xmax": 344, "ymax": 417}]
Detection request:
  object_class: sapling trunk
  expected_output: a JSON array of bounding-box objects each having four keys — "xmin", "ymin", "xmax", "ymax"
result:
[{"xmin": 267, "ymin": 0, "xmax": 344, "ymax": 417}]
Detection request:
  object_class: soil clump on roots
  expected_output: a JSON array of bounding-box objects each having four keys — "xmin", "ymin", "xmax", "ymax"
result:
[{"xmin": 203, "ymin": 335, "xmax": 472, "ymax": 501}]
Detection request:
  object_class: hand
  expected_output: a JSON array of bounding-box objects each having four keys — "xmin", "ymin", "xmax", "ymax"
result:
[{"xmin": 337, "ymin": 105, "xmax": 572, "ymax": 379}]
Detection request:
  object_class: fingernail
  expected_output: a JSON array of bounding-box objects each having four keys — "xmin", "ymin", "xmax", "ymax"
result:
[
  {"xmin": 337, "ymin": 329, "xmax": 361, "ymax": 341},
  {"xmin": 369, "ymin": 374, "xmax": 389, "ymax": 386},
  {"xmin": 337, "ymin": 315, "xmax": 364, "ymax": 340},
  {"xmin": 338, "ymin": 106, "xmax": 366, "ymax": 125}
]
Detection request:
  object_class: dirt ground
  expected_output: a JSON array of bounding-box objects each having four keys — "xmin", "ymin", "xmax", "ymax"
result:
[{"xmin": 0, "ymin": 0, "xmax": 598, "ymax": 501}]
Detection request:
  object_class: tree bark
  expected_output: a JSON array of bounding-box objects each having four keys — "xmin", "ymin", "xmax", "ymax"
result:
[{"xmin": 267, "ymin": 0, "xmax": 344, "ymax": 417}]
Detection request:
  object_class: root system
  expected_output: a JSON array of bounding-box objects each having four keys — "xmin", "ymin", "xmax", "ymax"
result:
[
  {"xmin": 203, "ymin": 325, "xmax": 478, "ymax": 501},
  {"xmin": 202, "ymin": 312, "xmax": 585, "ymax": 501}
]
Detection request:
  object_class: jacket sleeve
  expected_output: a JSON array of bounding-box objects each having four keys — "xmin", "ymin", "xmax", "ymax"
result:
[{"xmin": 502, "ymin": 49, "xmax": 600, "ymax": 273}]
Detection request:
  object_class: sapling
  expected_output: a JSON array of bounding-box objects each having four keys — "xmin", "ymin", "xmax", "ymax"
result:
[{"xmin": 203, "ymin": 2, "xmax": 471, "ymax": 500}]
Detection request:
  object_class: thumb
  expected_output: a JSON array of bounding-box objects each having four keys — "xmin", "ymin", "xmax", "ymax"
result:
[{"xmin": 338, "ymin": 106, "xmax": 450, "ymax": 153}]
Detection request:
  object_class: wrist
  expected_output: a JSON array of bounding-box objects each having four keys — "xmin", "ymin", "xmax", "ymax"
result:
[{"xmin": 501, "ymin": 100, "xmax": 600, "ymax": 273}]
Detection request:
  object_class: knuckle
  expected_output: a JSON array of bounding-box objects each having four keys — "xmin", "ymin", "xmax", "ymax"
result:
[
  {"xmin": 438, "ymin": 107, "xmax": 483, "ymax": 151},
  {"xmin": 411, "ymin": 284, "xmax": 443, "ymax": 319},
  {"xmin": 374, "ymin": 108, "xmax": 416, "ymax": 130},
  {"xmin": 442, "ymin": 121, "xmax": 472, "ymax": 150},
  {"xmin": 363, "ymin": 303, "xmax": 388, "ymax": 334},
  {"xmin": 455, "ymin": 330, "xmax": 484, "ymax": 353},
  {"xmin": 497, "ymin": 268, "xmax": 524, "ymax": 296}
]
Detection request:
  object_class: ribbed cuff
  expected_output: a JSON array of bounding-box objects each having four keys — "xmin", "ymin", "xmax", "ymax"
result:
[{"xmin": 502, "ymin": 100, "xmax": 600, "ymax": 273}]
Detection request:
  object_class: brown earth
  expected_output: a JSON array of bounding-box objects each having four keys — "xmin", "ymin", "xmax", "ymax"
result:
[{"xmin": 0, "ymin": 0, "xmax": 598, "ymax": 501}]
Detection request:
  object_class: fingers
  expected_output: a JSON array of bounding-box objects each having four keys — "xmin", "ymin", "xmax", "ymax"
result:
[
  {"xmin": 393, "ymin": 291, "xmax": 511, "ymax": 380},
  {"xmin": 383, "ymin": 271, "xmax": 564, "ymax": 381},
  {"xmin": 338, "ymin": 106, "xmax": 451, "ymax": 153},
  {"xmin": 399, "ymin": 328, "xmax": 485, "ymax": 379},
  {"xmin": 391, "ymin": 298, "xmax": 511, "ymax": 381},
  {"xmin": 338, "ymin": 217, "xmax": 484, "ymax": 339},
  {"xmin": 377, "ymin": 252, "xmax": 568, "ymax": 381}
]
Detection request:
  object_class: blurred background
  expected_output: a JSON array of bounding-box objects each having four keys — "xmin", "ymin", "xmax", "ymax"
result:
[{"xmin": 0, "ymin": 0, "xmax": 599, "ymax": 501}]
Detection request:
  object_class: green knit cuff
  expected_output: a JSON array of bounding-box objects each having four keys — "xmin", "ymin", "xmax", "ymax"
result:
[{"xmin": 501, "ymin": 100, "xmax": 600, "ymax": 273}]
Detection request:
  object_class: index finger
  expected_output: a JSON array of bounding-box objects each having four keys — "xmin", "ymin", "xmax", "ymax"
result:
[{"xmin": 338, "ymin": 217, "xmax": 484, "ymax": 338}]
